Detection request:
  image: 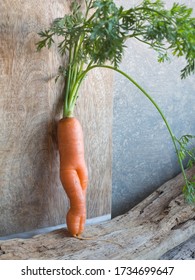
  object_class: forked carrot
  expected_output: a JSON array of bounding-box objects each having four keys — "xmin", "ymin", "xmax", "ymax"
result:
[
  {"xmin": 36, "ymin": 0, "xmax": 195, "ymax": 238},
  {"xmin": 57, "ymin": 117, "xmax": 88, "ymax": 236}
]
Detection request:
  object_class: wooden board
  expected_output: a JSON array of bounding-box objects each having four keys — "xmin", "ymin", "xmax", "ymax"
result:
[
  {"xmin": 0, "ymin": 167, "xmax": 194, "ymax": 260},
  {"xmin": 0, "ymin": 0, "xmax": 113, "ymax": 236}
]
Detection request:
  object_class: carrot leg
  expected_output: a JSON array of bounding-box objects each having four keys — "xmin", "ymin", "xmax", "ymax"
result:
[{"xmin": 60, "ymin": 168, "xmax": 86, "ymax": 236}]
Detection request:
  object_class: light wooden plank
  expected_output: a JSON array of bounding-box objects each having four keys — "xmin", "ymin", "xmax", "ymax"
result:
[{"xmin": 0, "ymin": 0, "xmax": 112, "ymax": 236}]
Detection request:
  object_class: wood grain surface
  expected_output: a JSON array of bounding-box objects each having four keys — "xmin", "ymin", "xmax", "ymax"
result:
[
  {"xmin": 0, "ymin": 0, "xmax": 113, "ymax": 236},
  {"xmin": 0, "ymin": 167, "xmax": 194, "ymax": 260}
]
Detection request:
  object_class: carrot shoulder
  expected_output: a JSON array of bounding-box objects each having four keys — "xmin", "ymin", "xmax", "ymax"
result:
[{"xmin": 57, "ymin": 117, "xmax": 88, "ymax": 236}]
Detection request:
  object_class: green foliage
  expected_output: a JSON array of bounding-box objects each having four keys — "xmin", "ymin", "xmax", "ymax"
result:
[
  {"xmin": 83, "ymin": 0, "xmax": 125, "ymax": 66},
  {"xmin": 123, "ymin": 0, "xmax": 195, "ymax": 78},
  {"xmin": 174, "ymin": 134, "xmax": 195, "ymax": 203},
  {"xmin": 175, "ymin": 135, "xmax": 195, "ymax": 167},
  {"xmin": 183, "ymin": 180, "xmax": 195, "ymax": 204},
  {"xmin": 37, "ymin": 0, "xmax": 195, "ymax": 78}
]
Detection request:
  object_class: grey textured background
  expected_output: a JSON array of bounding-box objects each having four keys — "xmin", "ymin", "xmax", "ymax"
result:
[{"xmin": 112, "ymin": 0, "xmax": 195, "ymax": 217}]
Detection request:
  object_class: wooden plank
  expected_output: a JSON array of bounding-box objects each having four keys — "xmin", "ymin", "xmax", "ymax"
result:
[
  {"xmin": 0, "ymin": 167, "xmax": 194, "ymax": 260},
  {"xmin": 0, "ymin": 0, "xmax": 112, "ymax": 236}
]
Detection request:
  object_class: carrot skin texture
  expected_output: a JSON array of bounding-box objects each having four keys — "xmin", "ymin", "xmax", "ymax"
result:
[{"xmin": 57, "ymin": 117, "xmax": 88, "ymax": 236}]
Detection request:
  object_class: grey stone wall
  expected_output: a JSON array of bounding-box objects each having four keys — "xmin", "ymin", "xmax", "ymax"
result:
[{"xmin": 112, "ymin": 0, "xmax": 195, "ymax": 217}]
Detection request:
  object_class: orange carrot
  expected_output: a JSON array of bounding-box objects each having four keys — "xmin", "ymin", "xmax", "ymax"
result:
[{"xmin": 57, "ymin": 117, "xmax": 88, "ymax": 236}]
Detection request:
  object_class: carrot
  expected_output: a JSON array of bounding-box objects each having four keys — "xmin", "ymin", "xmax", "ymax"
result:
[
  {"xmin": 36, "ymin": 0, "xmax": 195, "ymax": 237},
  {"xmin": 57, "ymin": 117, "xmax": 88, "ymax": 236}
]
